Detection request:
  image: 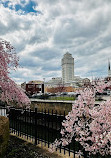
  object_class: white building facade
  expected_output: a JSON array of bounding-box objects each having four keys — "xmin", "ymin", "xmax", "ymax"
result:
[
  {"xmin": 62, "ymin": 52, "xmax": 74, "ymax": 83},
  {"xmin": 45, "ymin": 77, "xmax": 62, "ymax": 88}
]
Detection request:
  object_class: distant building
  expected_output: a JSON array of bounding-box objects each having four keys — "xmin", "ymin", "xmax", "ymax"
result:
[
  {"xmin": 61, "ymin": 52, "xmax": 74, "ymax": 83},
  {"xmin": 100, "ymin": 60, "xmax": 111, "ymax": 94},
  {"xmin": 63, "ymin": 76, "xmax": 84, "ymax": 88},
  {"xmin": 108, "ymin": 59, "xmax": 111, "ymax": 77},
  {"xmin": 28, "ymin": 80, "xmax": 43, "ymax": 84},
  {"xmin": 74, "ymin": 76, "xmax": 83, "ymax": 86},
  {"xmin": 82, "ymin": 78, "xmax": 91, "ymax": 87},
  {"xmin": 45, "ymin": 77, "xmax": 62, "ymax": 88},
  {"xmin": 21, "ymin": 82, "xmax": 26, "ymax": 90},
  {"xmin": 21, "ymin": 80, "xmax": 44, "ymax": 95},
  {"xmin": 61, "ymin": 52, "xmax": 90, "ymax": 87},
  {"xmin": 104, "ymin": 60, "xmax": 111, "ymax": 82},
  {"xmin": 26, "ymin": 83, "xmax": 44, "ymax": 95}
]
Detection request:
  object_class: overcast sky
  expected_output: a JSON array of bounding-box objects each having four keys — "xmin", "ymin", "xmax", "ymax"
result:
[{"xmin": 0, "ymin": 0, "xmax": 111, "ymax": 84}]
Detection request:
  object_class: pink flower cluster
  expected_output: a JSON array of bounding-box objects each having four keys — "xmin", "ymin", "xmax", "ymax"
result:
[
  {"xmin": 49, "ymin": 79, "xmax": 111, "ymax": 156},
  {"xmin": 0, "ymin": 39, "xmax": 31, "ymax": 107}
]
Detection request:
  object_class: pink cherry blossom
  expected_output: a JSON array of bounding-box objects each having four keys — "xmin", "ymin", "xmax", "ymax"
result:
[
  {"xmin": 0, "ymin": 39, "xmax": 31, "ymax": 107},
  {"xmin": 49, "ymin": 79, "xmax": 111, "ymax": 156}
]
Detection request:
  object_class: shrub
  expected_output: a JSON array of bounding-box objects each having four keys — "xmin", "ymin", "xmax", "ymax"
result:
[{"xmin": 0, "ymin": 116, "xmax": 9, "ymax": 158}]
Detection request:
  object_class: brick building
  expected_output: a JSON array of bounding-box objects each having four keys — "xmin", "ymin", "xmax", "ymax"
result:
[{"xmin": 21, "ymin": 80, "xmax": 44, "ymax": 95}]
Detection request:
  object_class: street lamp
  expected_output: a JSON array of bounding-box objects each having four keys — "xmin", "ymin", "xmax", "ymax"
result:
[{"xmin": 43, "ymin": 78, "xmax": 45, "ymax": 94}]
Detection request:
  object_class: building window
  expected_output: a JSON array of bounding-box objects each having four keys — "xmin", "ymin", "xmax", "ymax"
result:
[
  {"xmin": 28, "ymin": 85, "xmax": 34, "ymax": 88},
  {"xmin": 36, "ymin": 84, "xmax": 41, "ymax": 88}
]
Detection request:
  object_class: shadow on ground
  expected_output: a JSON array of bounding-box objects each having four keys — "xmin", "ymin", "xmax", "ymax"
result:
[{"xmin": 3, "ymin": 135, "xmax": 62, "ymax": 158}]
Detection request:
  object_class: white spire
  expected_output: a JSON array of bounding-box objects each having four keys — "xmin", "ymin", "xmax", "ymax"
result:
[{"xmin": 108, "ymin": 59, "xmax": 111, "ymax": 77}]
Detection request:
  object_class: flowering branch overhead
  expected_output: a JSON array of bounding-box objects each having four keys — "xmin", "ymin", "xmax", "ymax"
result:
[{"xmin": 0, "ymin": 39, "xmax": 31, "ymax": 107}]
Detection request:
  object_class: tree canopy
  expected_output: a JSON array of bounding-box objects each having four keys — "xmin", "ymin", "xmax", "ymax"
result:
[
  {"xmin": 49, "ymin": 79, "xmax": 111, "ymax": 156},
  {"xmin": 0, "ymin": 39, "xmax": 30, "ymax": 107}
]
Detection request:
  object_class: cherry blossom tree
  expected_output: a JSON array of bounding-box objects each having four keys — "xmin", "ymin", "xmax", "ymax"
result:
[
  {"xmin": 49, "ymin": 79, "xmax": 111, "ymax": 156},
  {"xmin": 0, "ymin": 39, "xmax": 31, "ymax": 107}
]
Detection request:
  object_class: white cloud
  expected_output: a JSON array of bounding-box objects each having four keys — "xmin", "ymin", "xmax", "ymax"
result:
[{"xmin": 0, "ymin": 0, "xmax": 111, "ymax": 84}]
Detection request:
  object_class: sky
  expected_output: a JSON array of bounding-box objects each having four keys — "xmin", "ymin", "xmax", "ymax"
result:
[{"xmin": 0, "ymin": 0, "xmax": 111, "ymax": 84}]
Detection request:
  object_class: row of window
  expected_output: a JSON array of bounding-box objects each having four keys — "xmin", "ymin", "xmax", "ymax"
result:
[{"xmin": 27, "ymin": 84, "xmax": 42, "ymax": 88}]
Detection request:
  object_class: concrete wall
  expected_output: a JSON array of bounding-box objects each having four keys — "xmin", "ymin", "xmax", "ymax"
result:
[{"xmin": 30, "ymin": 99, "xmax": 74, "ymax": 115}]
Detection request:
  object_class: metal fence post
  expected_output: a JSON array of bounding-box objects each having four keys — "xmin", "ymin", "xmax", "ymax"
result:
[
  {"xmin": 48, "ymin": 109, "xmax": 50, "ymax": 148},
  {"xmin": 35, "ymin": 108, "xmax": 37, "ymax": 145}
]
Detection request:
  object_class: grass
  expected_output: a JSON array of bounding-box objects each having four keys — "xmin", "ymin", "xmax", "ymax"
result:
[{"xmin": 49, "ymin": 96, "xmax": 76, "ymax": 101}]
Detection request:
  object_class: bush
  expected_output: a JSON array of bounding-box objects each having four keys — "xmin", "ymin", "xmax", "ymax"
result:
[{"xmin": 0, "ymin": 116, "xmax": 9, "ymax": 158}]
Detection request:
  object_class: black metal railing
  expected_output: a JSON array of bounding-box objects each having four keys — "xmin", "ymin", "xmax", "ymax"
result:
[
  {"xmin": 1, "ymin": 105, "xmax": 110, "ymax": 158},
  {"xmin": 6, "ymin": 107, "xmax": 91, "ymax": 158}
]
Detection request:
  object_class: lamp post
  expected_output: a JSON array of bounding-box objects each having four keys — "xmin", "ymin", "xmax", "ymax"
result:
[{"xmin": 43, "ymin": 78, "xmax": 45, "ymax": 94}]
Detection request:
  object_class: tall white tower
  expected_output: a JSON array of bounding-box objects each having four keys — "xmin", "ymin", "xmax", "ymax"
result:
[
  {"xmin": 108, "ymin": 59, "xmax": 111, "ymax": 77},
  {"xmin": 61, "ymin": 52, "xmax": 74, "ymax": 83}
]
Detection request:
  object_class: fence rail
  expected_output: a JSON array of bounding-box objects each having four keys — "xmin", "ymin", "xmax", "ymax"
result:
[
  {"xmin": 1, "ymin": 106, "xmax": 107, "ymax": 158},
  {"xmin": 7, "ymin": 107, "xmax": 88, "ymax": 158}
]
